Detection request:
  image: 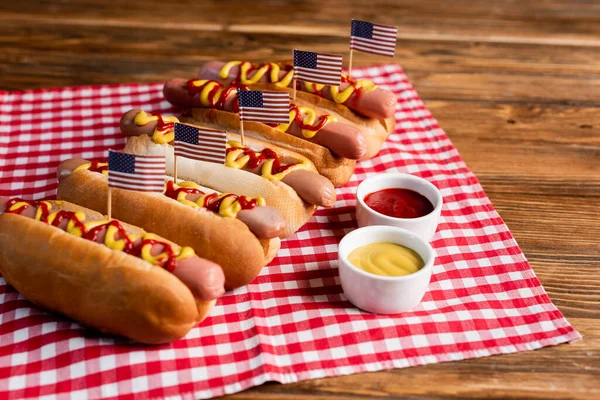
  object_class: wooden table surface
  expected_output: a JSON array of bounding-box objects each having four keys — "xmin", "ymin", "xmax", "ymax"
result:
[{"xmin": 1, "ymin": 0, "xmax": 598, "ymax": 398}]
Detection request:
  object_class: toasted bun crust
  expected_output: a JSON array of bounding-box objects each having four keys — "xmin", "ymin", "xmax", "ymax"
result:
[
  {"xmin": 57, "ymin": 170, "xmax": 280, "ymax": 289},
  {"xmin": 246, "ymin": 82, "xmax": 395, "ymax": 160},
  {"xmin": 0, "ymin": 213, "xmax": 212, "ymax": 344},
  {"xmin": 184, "ymin": 108, "xmax": 355, "ymax": 187},
  {"xmin": 123, "ymin": 134, "xmax": 316, "ymax": 238}
]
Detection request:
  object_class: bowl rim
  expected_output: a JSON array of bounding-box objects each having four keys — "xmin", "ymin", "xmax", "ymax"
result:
[
  {"xmin": 356, "ymin": 173, "xmax": 443, "ymax": 223},
  {"xmin": 338, "ymin": 225, "xmax": 435, "ymax": 282}
]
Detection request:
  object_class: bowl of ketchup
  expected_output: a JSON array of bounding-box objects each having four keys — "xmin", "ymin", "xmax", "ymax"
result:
[{"xmin": 356, "ymin": 173, "xmax": 443, "ymax": 241}]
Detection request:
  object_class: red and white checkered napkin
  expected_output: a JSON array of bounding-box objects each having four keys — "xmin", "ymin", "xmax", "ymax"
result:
[{"xmin": 0, "ymin": 65, "xmax": 580, "ymax": 399}]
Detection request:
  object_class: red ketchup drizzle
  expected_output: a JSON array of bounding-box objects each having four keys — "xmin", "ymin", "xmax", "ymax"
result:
[
  {"xmin": 364, "ymin": 188, "xmax": 434, "ymax": 219},
  {"xmin": 220, "ymin": 82, "xmax": 249, "ymax": 112},
  {"xmin": 289, "ymin": 105, "xmax": 330, "ymax": 132},
  {"xmin": 138, "ymin": 238, "xmax": 177, "ymax": 272},
  {"xmin": 49, "ymin": 210, "xmax": 87, "ymax": 232},
  {"xmin": 164, "ymin": 180, "xmax": 204, "ymax": 199},
  {"xmin": 185, "ymin": 80, "xmax": 248, "ymax": 112},
  {"xmin": 340, "ymin": 75, "xmax": 362, "ymax": 104},
  {"xmin": 226, "ymin": 146, "xmax": 295, "ymax": 175},
  {"xmin": 2, "ymin": 198, "xmax": 179, "ymax": 270},
  {"xmin": 205, "ymin": 193, "xmax": 258, "ymax": 213},
  {"xmin": 88, "ymin": 160, "xmax": 108, "ymax": 174},
  {"xmin": 83, "ymin": 220, "xmax": 135, "ymax": 254},
  {"xmin": 156, "ymin": 115, "xmax": 175, "ymax": 133},
  {"xmin": 164, "ymin": 181, "xmax": 258, "ymax": 212},
  {"xmin": 5, "ymin": 198, "xmax": 50, "ymax": 221}
]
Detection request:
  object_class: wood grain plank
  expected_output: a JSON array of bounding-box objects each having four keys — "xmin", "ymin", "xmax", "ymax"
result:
[
  {"xmin": 1, "ymin": 0, "xmax": 600, "ymax": 46},
  {"xmin": 1, "ymin": 23, "xmax": 600, "ymax": 106},
  {"xmin": 2, "ymin": 19, "xmax": 600, "ymax": 78},
  {"xmin": 429, "ymin": 102, "xmax": 600, "ymax": 176}
]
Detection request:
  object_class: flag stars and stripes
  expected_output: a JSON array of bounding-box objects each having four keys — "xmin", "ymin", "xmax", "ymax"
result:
[
  {"xmin": 293, "ymin": 50, "xmax": 343, "ymax": 86},
  {"xmin": 174, "ymin": 122, "xmax": 227, "ymax": 164},
  {"xmin": 108, "ymin": 151, "xmax": 165, "ymax": 193},
  {"xmin": 238, "ymin": 90, "xmax": 290, "ymax": 125},
  {"xmin": 350, "ymin": 19, "xmax": 398, "ymax": 57}
]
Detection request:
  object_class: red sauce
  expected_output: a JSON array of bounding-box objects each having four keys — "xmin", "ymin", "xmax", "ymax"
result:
[
  {"xmin": 164, "ymin": 181, "xmax": 259, "ymax": 212},
  {"xmin": 340, "ymin": 75, "xmax": 362, "ymax": 104},
  {"xmin": 3, "ymin": 197, "xmax": 179, "ymax": 270},
  {"xmin": 204, "ymin": 193, "xmax": 258, "ymax": 213},
  {"xmin": 83, "ymin": 220, "xmax": 135, "ymax": 254},
  {"xmin": 237, "ymin": 196, "xmax": 259, "ymax": 209},
  {"xmin": 164, "ymin": 180, "xmax": 203, "ymax": 199},
  {"xmin": 290, "ymin": 105, "xmax": 330, "ymax": 131},
  {"xmin": 364, "ymin": 188, "xmax": 434, "ymax": 219},
  {"xmin": 49, "ymin": 210, "xmax": 87, "ymax": 233},
  {"xmin": 226, "ymin": 146, "xmax": 295, "ymax": 175},
  {"xmin": 185, "ymin": 79, "xmax": 248, "ymax": 112},
  {"xmin": 88, "ymin": 160, "xmax": 108, "ymax": 174},
  {"xmin": 5, "ymin": 198, "xmax": 50, "ymax": 221},
  {"xmin": 186, "ymin": 79, "xmax": 220, "ymax": 107},
  {"xmin": 156, "ymin": 115, "xmax": 175, "ymax": 133},
  {"xmin": 137, "ymin": 238, "xmax": 177, "ymax": 272}
]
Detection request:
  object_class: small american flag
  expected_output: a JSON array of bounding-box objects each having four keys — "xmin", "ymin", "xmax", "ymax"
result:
[
  {"xmin": 108, "ymin": 151, "xmax": 165, "ymax": 193},
  {"xmin": 237, "ymin": 90, "xmax": 290, "ymax": 124},
  {"xmin": 293, "ymin": 50, "xmax": 343, "ymax": 86},
  {"xmin": 174, "ymin": 122, "xmax": 227, "ymax": 164},
  {"xmin": 350, "ymin": 20, "xmax": 398, "ymax": 57}
]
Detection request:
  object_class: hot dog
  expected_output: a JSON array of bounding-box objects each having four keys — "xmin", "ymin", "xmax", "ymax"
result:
[
  {"xmin": 0, "ymin": 198, "xmax": 225, "ymax": 344},
  {"xmin": 199, "ymin": 61, "xmax": 397, "ymax": 120},
  {"xmin": 120, "ymin": 110, "xmax": 335, "ymax": 207},
  {"xmin": 163, "ymin": 78, "xmax": 368, "ymax": 160},
  {"xmin": 57, "ymin": 158, "xmax": 283, "ymax": 289},
  {"xmin": 120, "ymin": 109, "xmax": 336, "ymax": 237},
  {"xmin": 191, "ymin": 60, "xmax": 396, "ymax": 161},
  {"xmin": 124, "ymin": 99, "xmax": 356, "ymax": 187}
]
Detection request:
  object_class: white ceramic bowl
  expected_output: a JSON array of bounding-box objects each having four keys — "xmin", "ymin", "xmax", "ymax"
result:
[
  {"xmin": 356, "ymin": 173, "xmax": 443, "ymax": 242},
  {"xmin": 338, "ymin": 225, "xmax": 434, "ymax": 314}
]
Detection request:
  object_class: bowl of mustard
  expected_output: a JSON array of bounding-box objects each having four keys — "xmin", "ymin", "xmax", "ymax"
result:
[{"xmin": 338, "ymin": 225, "xmax": 435, "ymax": 314}]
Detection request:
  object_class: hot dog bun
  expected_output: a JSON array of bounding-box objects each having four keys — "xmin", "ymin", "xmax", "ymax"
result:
[
  {"xmin": 123, "ymin": 133, "xmax": 322, "ymax": 238},
  {"xmin": 194, "ymin": 60, "xmax": 396, "ymax": 161},
  {"xmin": 183, "ymin": 107, "xmax": 356, "ymax": 187},
  {"xmin": 57, "ymin": 168, "xmax": 281, "ymax": 289},
  {"xmin": 0, "ymin": 202, "xmax": 220, "ymax": 344},
  {"xmin": 239, "ymin": 82, "xmax": 395, "ymax": 161}
]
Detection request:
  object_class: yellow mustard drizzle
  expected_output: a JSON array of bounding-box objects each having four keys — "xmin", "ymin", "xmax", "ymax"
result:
[
  {"xmin": 168, "ymin": 180, "xmax": 266, "ymax": 218},
  {"xmin": 139, "ymin": 233, "xmax": 194, "ymax": 265},
  {"xmin": 274, "ymin": 106, "xmax": 338, "ymax": 139},
  {"xmin": 219, "ymin": 63, "xmax": 377, "ymax": 103},
  {"xmin": 188, "ymin": 80, "xmax": 224, "ymax": 107},
  {"xmin": 225, "ymin": 140, "xmax": 310, "ymax": 181},
  {"xmin": 348, "ymin": 242, "xmax": 424, "ymax": 277},
  {"xmin": 220, "ymin": 61, "xmax": 294, "ymax": 88},
  {"xmin": 327, "ymin": 75, "xmax": 377, "ymax": 103},
  {"xmin": 8, "ymin": 201, "xmax": 195, "ymax": 265},
  {"xmin": 74, "ymin": 162, "xmax": 108, "ymax": 176},
  {"xmin": 133, "ymin": 110, "xmax": 180, "ymax": 144}
]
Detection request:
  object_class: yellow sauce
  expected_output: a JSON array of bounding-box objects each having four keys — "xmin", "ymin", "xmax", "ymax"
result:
[
  {"xmin": 220, "ymin": 61, "xmax": 294, "ymax": 88},
  {"xmin": 168, "ymin": 180, "xmax": 266, "ymax": 218},
  {"xmin": 133, "ymin": 110, "xmax": 179, "ymax": 144},
  {"xmin": 347, "ymin": 242, "xmax": 424, "ymax": 277},
  {"xmin": 274, "ymin": 106, "xmax": 338, "ymax": 139},
  {"xmin": 225, "ymin": 140, "xmax": 310, "ymax": 181},
  {"xmin": 219, "ymin": 62, "xmax": 377, "ymax": 102},
  {"xmin": 6, "ymin": 200, "xmax": 195, "ymax": 264}
]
